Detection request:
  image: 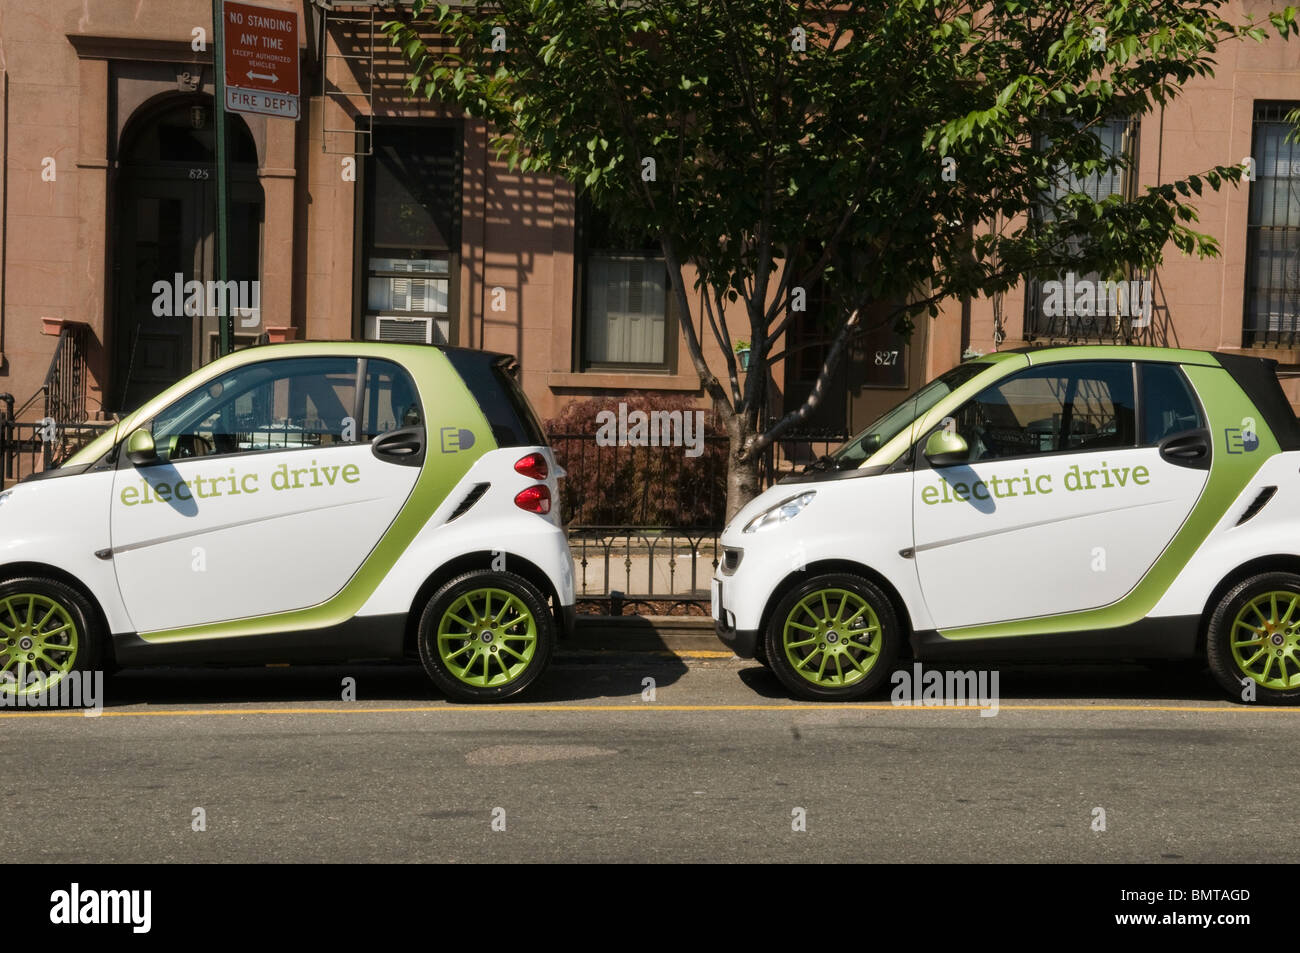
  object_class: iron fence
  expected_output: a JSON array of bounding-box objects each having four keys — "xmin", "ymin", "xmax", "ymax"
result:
[
  {"xmin": 550, "ymin": 429, "xmax": 845, "ymax": 614},
  {"xmin": 0, "ymin": 418, "xmax": 114, "ymax": 489}
]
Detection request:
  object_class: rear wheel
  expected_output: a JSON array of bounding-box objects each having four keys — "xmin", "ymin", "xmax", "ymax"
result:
[
  {"xmin": 1207, "ymin": 572, "xmax": 1300, "ymax": 704},
  {"xmin": 764, "ymin": 573, "xmax": 900, "ymax": 701},
  {"xmin": 417, "ymin": 570, "xmax": 554, "ymax": 703},
  {"xmin": 0, "ymin": 577, "xmax": 101, "ymax": 697}
]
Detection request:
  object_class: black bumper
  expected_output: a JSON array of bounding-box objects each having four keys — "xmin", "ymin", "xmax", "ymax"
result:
[{"xmin": 714, "ymin": 618, "xmax": 759, "ymax": 658}]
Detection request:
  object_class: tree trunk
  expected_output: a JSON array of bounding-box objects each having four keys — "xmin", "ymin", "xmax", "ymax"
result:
[{"xmin": 724, "ymin": 413, "xmax": 763, "ymax": 525}]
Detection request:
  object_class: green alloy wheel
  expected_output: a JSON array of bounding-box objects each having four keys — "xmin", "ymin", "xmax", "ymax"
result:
[
  {"xmin": 418, "ymin": 569, "xmax": 555, "ymax": 703},
  {"xmin": 0, "ymin": 577, "xmax": 100, "ymax": 696},
  {"xmin": 764, "ymin": 573, "xmax": 900, "ymax": 701},
  {"xmin": 1208, "ymin": 572, "xmax": 1300, "ymax": 704}
]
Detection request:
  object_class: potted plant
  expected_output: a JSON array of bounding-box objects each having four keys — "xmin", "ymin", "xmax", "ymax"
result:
[{"xmin": 733, "ymin": 339, "xmax": 751, "ymax": 371}]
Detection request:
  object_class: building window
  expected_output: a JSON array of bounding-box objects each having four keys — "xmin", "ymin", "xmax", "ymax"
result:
[
  {"xmin": 575, "ymin": 196, "xmax": 674, "ymax": 370},
  {"xmin": 360, "ymin": 123, "xmax": 461, "ymax": 345},
  {"xmin": 1024, "ymin": 117, "xmax": 1141, "ymax": 342},
  {"xmin": 1243, "ymin": 102, "xmax": 1300, "ymax": 348}
]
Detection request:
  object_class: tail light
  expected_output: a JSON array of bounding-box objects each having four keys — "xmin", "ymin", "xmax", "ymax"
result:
[
  {"xmin": 514, "ymin": 452, "xmax": 549, "ymax": 480},
  {"xmin": 514, "ymin": 485, "xmax": 551, "ymax": 514}
]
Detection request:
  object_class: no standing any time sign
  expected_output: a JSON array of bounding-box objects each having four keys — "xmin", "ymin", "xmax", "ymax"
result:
[{"xmin": 222, "ymin": 0, "xmax": 301, "ymax": 120}]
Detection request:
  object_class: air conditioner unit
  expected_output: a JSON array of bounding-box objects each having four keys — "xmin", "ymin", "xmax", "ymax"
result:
[{"xmin": 365, "ymin": 314, "xmax": 440, "ymax": 344}]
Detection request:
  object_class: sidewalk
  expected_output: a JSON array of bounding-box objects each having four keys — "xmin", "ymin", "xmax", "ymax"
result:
[{"xmin": 567, "ymin": 615, "xmax": 727, "ymax": 655}]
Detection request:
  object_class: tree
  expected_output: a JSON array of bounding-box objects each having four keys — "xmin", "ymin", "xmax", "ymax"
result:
[{"xmin": 386, "ymin": 0, "xmax": 1299, "ymax": 522}]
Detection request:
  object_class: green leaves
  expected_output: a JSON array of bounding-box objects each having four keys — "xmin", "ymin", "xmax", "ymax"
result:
[{"xmin": 381, "ymin": 0, "xmax": 1296, "ymax": 437}]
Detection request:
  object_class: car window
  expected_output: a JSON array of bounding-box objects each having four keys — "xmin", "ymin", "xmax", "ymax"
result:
[
  {"xmin": 942, "ymin": 361, "xmax": 1136, "ymax": 464},
  {"xmin": 149, "ymin": 357, "xmax": 422, "ymax": 461},
  {"xmin": 830, "ymin": 361, "xmax": 989, "ymax": 467},
  {"xmin": 1139, "ymin": 362, "xmax": 1204, "ymax": 443},
  {"xmin": 442, "ymin": 350, "xmax": 547, "ymax": 447}
]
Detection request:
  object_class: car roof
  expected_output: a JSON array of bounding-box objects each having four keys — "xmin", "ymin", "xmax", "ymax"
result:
[{"xmin": 986, "ymin": 344, "xmax": 1221, "ymax": 366}]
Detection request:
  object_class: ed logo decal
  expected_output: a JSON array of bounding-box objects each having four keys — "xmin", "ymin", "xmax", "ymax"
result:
[
  {"xmin": 1224, "ymin": 428, "xmax": 1259, "ymax": 454},
  {"xmin": 440, "ymin": 427, "xmax": 476, "ymax": 453}
]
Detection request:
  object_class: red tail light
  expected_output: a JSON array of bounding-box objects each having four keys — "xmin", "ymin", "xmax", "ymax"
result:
[
  {"xmin": 514, "ymin": 452, "xmax": 549, "ymax": 480},
  {"xmin": 514, "ymin": 485, "xmax": 551, "ymax": 514}
]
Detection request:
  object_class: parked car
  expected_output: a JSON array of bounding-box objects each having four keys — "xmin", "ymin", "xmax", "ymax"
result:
[
  {"xmin": 714, "ymin": 346, "xmax": 1300, "ymax": 704},
  {"xmin": 0, "ymin": 342, "xmax": 574, "ymax": 703}
]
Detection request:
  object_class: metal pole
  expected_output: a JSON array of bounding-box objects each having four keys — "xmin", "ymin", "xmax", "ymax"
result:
[{"xmin": 212, "ymin": 0, "xmax": 232, "ymax": 357}]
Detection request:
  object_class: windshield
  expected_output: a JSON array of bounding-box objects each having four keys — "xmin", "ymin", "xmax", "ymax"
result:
[{"xmin": 826, "ymin": 361, "xmax": 991, "ymax": 468}]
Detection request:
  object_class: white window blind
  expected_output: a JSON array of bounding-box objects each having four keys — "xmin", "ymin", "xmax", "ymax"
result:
[{"xmin": 586, "ymin": 253, "xmax": 667, "ymax": 364}]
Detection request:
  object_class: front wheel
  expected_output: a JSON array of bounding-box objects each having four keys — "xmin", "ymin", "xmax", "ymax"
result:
[
  {"xmin": 417, "ymin": 570, "xmax": 555, "ymax": 703},
  {"xmin": 1207, "ymin": 572, "xmax": 1300, "ymax": 704},
  {"xmin": 0, "ymin": 577, "xmax": 101, "ymax": 697},
  {"xmin": 763, "ymin": 573, "xmax": 901, "ymax": 701}
]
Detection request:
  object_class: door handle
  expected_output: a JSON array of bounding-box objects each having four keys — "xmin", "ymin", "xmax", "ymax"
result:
[
  {"xmin": 1158, "ymin": 429, "xmax": 1211, "ymax": 470},
  {"xmin": 371, "ymin": 426, "xmax": 426, "ymax": 467}
]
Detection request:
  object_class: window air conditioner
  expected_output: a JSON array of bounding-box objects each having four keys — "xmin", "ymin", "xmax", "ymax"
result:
[{"xmin": 365, "ymin": 314, "xmax": 438, "ymax": 344}]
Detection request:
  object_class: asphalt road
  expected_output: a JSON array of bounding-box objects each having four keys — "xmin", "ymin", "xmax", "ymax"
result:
[{"xmin": 3, "ymin": 653, "xmax": 1296, "ymax": 863}]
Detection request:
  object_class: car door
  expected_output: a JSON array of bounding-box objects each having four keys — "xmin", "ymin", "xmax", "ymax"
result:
[
  {"xmin": 110, "ymin": 355, "xmax": 425, "ymax": 633},
  {"xmin": 911, "ymin": 360, "xmax": 1210, "ymax": 630}
]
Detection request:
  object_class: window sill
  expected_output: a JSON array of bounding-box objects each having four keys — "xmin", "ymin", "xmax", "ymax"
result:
[{"xmin": 548, "ymin": 370, "xmax": 700, "ymax": 391}]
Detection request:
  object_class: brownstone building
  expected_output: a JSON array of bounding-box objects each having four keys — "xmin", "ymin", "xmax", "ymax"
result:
[{"xmin": 0, "ymin": 0, "xmax": 1298, "ymax": 458}]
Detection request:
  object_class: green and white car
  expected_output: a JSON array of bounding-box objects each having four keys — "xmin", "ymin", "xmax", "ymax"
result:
[
  {"xmin": 713, "ymin": 346, "xmax": 1300, "ymax": 704},
  {"xmin": 0, "ymin": 342, "xmax": 574, "ymax": 703}
]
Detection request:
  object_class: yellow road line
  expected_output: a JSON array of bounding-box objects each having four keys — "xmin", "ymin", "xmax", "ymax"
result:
[
  {"xmin": 2, "ymin": 702, "xmax": 1298, "ymax": 719},
  {"xmin": 644, "ymin": 650, "xmax": 735, "ymax": 658}
]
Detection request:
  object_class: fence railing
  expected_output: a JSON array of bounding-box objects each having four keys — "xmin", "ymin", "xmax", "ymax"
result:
[
  {"xmin": 44, "ymin": 323, "xmax": 92, "ymax": 426},
  {"xmin": 0, "ymin": 419, "xmax": 114, "ymax": 489},
  {"xmin": 550, "ymin": 429, "xmax": 845, "ymax": 614}
]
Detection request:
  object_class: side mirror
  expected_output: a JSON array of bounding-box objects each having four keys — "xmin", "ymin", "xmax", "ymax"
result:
[
  {"xmin": 125, "ymin": 428, "xmax": 160, "ymax": 467},
  {"xmin": 923, "ymin": 429, "xmax": 969, "ymax": 467}
]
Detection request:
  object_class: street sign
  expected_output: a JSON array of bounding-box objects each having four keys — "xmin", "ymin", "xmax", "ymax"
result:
[{"xmin": 222, "ymin": 0, "xmax": 300, "ymax": 120}]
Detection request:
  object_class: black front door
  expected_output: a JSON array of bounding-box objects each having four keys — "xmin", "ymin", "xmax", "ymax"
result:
[{"xmin": 112, "ymin": 99, "xmax": 262, "ymax": 413}]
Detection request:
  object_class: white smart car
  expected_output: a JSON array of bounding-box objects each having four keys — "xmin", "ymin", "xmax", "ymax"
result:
[
  {"xmin": 714, "ymin": 345, "xmax": 1300, "ymax": 704},
  {"xmin": 0, "ymin": 342, "xmax": 574, "ymax": 703}
]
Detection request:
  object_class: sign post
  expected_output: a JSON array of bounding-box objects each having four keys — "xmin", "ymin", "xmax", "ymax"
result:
[
  {"xmin": 212, "ymin": 0, "xmax": 232, "ymax": 357},
  {"xmin": 215, "ymin": 0, "xmax": 301, "ymax": 357}
]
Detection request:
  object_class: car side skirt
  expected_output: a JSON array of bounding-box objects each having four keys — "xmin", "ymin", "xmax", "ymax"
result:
[
  {"xmin": 111, "ymin": 614, "xmax": 408, "ymax": 666},
  {"xmin": 911, "ymin": 615, "xmax": 1201, "ymax": 660}
]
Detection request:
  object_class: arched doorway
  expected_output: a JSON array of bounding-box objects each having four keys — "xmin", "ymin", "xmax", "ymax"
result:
[{"xmin": 112, "ymin": 96, "xmax": 264, "ymax": 412}]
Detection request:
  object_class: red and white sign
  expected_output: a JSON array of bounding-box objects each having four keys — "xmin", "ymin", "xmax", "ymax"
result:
[{"xmin": 222, "ymin": 0, "xmax": 300, "ymax": 120}]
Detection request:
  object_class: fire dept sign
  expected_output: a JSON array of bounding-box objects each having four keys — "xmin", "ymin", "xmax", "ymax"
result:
[{"xmin": 222, "ymin": 1, "xmax": 300, "ymax": 120}]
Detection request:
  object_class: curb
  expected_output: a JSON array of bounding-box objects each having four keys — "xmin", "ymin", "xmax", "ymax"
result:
[{"xmin": 567, "ymin": 616, "xmax": 726, "ymax": 654}]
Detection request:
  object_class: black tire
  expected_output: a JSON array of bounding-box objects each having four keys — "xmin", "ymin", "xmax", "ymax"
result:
[
  {"xmin": 752, "ymin": 634, "xmax": 770, "ymax": 668},
  {"xmin": 763, "ymin": 572, "xmax": 901, "ymax": 701},
  {"xmin": 1207, "ymin": 571, "xmax": 1300, "ymax": 705},
  {"xmin": 0, "ymin": 576, "xmax": 102, "ymax": 697},
  {"xmin": 417, "ymin": 569, "xmax": 554, "ymax": 703}
]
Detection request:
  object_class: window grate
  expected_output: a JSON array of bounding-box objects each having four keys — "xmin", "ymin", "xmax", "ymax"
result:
[
  {"xmin": 1024, "ymin": 118, "xmax": 1142, "ymax": 343},
  {"xmin": 1242, "ymin": 101, "xmax": 1300, "ymax": 348}
]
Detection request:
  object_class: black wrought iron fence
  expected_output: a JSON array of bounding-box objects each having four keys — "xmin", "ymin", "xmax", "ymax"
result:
[
  {"xmin": 0, "ymin": 418, "xmax": 114, "ymax": 489},
  {"xmin": 44, "ymin": 324, "xmax": 92, "ymax": 426},
  {"xmin": 549, "ymin": 429, "xmax": 845, "ymax": 614}
]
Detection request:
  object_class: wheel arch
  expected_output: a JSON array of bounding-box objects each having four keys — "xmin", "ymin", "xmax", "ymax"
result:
[
  {"xmin": 0, "ymin": 561, "xmax": 116, "ymax": 665},
  {"xmin": 758, "ymin": 559, "xmax": 915, "ymax": 658},
  {"xmin": 1197, "ymin": 554, "xmax": 1300, "ymax": 653},
  {"xmin": 403, "ymin": 551, "xmax": 563, "ymax": 657}
]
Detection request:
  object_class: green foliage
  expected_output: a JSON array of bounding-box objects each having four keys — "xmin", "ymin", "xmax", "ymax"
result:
[
  {"xmin": 545, "ymin": 395, "xmax": 726, "ymax": 527},
  {"xmin": 385, "ymin": 0, "xmax": 1299, "ymax": 487}
]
